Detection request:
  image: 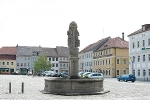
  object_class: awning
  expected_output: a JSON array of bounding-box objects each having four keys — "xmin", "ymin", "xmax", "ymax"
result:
[{"xmin": 0, "ymin": 68, "xmax": 9, "ymax": 70}]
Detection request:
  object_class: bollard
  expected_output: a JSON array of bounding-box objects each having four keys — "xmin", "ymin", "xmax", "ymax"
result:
[
  {"xmin": 9, "ymin": 82, "xmax": 11, "ymax": 93},
  {"xmin": 22, "ymin": 82, "xmax": 24, "ymax": 93}
]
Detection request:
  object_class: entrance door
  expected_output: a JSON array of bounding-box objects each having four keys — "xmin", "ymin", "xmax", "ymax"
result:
[{"xmin": 10, "ymin": 69, "xmax": 14, "ymax": 73}]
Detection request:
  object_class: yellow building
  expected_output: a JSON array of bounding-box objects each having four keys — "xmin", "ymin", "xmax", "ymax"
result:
[
  {"xmin": 93, "ymin": 36, "xmax": 129, "ymax": 78},
  {"xmin": 0, "ymin": 47, "xmax": 17, "ymax": 74}
]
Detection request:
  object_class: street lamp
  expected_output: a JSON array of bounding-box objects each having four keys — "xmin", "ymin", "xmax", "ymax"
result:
[{"xmin": 129, "ymin": 56, "xmax": 135, "ymax": 75}]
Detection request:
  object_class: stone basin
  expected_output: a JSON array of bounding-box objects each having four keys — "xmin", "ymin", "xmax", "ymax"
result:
[{"xmin": 41, "ymin": 77, "xmax": 109, "ymax": 95}]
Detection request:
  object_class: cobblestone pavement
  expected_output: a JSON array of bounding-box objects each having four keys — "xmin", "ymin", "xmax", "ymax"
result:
[{"xmin": 0, "ymin": 75, "xmax": 150, "ymax": 100}]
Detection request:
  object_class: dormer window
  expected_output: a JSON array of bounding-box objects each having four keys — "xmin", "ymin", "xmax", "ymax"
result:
[{"xmin": 142, "ymin": 25, "xmax": 145, "ymax": 31}]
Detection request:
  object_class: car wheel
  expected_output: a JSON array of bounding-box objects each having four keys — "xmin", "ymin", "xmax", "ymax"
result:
[
  {"xmin": 125, "ymin": 79, "xmax": 127, "ymax": 82},
  {"xmin": 118, "ymin": 79, "xmax": 120, "ymax": 81},
  {"xmin": 132, "ymin": 81, "xmax": 134, "ymax": 82}
]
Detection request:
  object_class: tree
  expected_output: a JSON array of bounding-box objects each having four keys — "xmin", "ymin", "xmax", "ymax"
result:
[{"xmin": 34, "ymin": 55, "xmax": 51, "ymax": 74}]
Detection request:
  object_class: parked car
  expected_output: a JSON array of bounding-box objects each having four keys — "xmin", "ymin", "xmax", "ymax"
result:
[
  {"xmin": 88, "ymin": 73, "xmax": 104, "ymax": 79},
  {"xmin": 56, "ymin": 73, "xmax": 63, "ymax": 77},
  {"xmin": 82, "ymin": 72, "xmax": 92, "ymax": 78},
  {"xmin": 61, "ymin": 72, "xmax": 68, "ymax": 77},
  {"xmin": 117, "ymin": 74, "xmax": 136, "ymax": 82},
  {"xmin": 45, "ymin": 71, "xmax": 55, "ymax": 77},
  {"xmin": 78, "ymin": 72, "xmax": 84, "ymax": 77},
  {"xmin": 51, "ymin": 72, "xmax": 58, "ymax": 77}
]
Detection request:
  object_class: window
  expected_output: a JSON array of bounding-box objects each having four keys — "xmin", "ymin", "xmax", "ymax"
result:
[
  {"xmin": 123, "ymin": 70, "xmax": 126, "ymax": 74},
  {"xmin": 49, "ymin": 58, "xmax": 51, "ymax": 61},
  {"xmin": 28, "ymin": 58, "xmax": 30, "ymax": 60},
  {"xmin": 17, "ymin": 63, "xmax": 19, "ymax": 66},
  {"xmin": 21, "ymin": 63, "xmax": 23, "ymax": 66},
  {"xmin": 133, "ymin": 70, "xmax": 135, "ymax": 75},
  {"xmin": 67, "ymin": 64, "xmax": 68, "ymax": 67},
  {"xmin": 60, "ymin": 64, "xmax": 62, "ymax": 67},
  {"xmin": 106, "ymin": 60, "xmax": 107, "ymax": 65},
  {"xmin": 87, "ymin": 54, "xmax": 88, "ymax": 58},
  {"xmin": 82, "ymin": 55, "xmax": 84, "ymax": 59},
  {"xmin": 117, "ymin": 70, "xmax": 119, "ymax": 75},
  {"xmin": 137, "ymin": 41, "xmax": 139, "ymax": 47},
  {"xmin": 117, "ymin": 59, "xmax": 119, "ymax": 64},
  {"xmin": 97, "ymin": 61, "xmax": 99, "ymax": 65},
  {"xmin": 106, "ymin": 70, "xmax": 108, "ymax": 75},
  {"xmin": 148, "ymin": 39, "xmax": 150, "ymax": 46},
  {"xmin": 149, "ymin": 54, "xmax": 150, "ymax": 61},
  {"xmin": 133, "ymin": 43, "xmax": 135, "ymax": 48},
  {"xmin": 7, "ymin": 62, "xmax": 9, "ymax": 65},
  {"xmin": 11, "ymin": 62, "xmax": 13, "ymax": 65},
  {"xmin": 108, "ymin": 70, "xmax": 110, "ymax": 75},
  {"xmin": 87, "ymin": 62, "xmax": 88, "ymax": 66},
  {"xmin": 56, "ymin": 58, "xmax": 58, "ymax": 61},
  {"xmin": 138, "ymin": 56, "xmax": 140, "ymax": 62},
  {"xmin": 143, "ymin": 70, "xmax": 146, "ymax": 76},
  {"xmin": 63, "ymin": 64, "xmax": 65, "ymax": 67},
  {"xmin": 103, "ymin": 60, "xmax": 104, "ymax": 65},
  {"xmin": 143, "ymin": 55, "xmax": 145, "ymax": 61},
  {"xmin": 52, "ymin": 63, "xmax": 55, "ymax": 67},
  {"xmin": 123, "ymin": 59, "xmax": 126, "ymax": 64},
  {"xmin": 143, "ymin": 40, "xmax": 145, "ymax": 47},
  {"xmin": 53, "ymin": 58, "xmax": 55, "ymax": 61},
  {"xmin": 109, "ymin": 59, "xmax": 110, "ymax": 64},
  {"xmin": 56, "ymin": 63, "xmax": 58, "ymax": 67},
  {"xmin": 91, "ymin": 53, "xmax": 92, "ymax": 58},
  {"xmin": 2, "ymin": 62, "xmax": 5, "ymax": 65},
  {"xmin": 28, "ymin": 63, "xmax": 30, "ymax": 66},
  {"xmin": 24, "ymin": 63, "xmax": 26, "ymax": 66},
  {"xmin": 138, "ymin": 70, "xmax": 140, "ymax": 76}
]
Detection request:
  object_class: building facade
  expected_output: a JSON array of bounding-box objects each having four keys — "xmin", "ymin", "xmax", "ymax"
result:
[
  {"xmin": 93, "ymin": 35, "xmax": 129, "ymax": 78},
  {"xmin": 16, "ymin": 46, "xmax": 42, "ymax": 74},
  {"xmin": 128, "ymin": 24, "xmax": 150, "ymax": 81},
  {"xmin": 78, "ymin": 37, "xmax": 110, "ymax": 72},
  {"xmin": 0, "ymin": 47, "xmax": 17, "ymax": 74}
]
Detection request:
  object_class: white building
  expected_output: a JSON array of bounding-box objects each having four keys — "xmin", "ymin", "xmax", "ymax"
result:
[{"xmin": 128, "ymin": 24, "xmax": 150, "ymax": 81}]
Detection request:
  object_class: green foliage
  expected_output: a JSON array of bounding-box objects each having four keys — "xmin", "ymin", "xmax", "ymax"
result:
[{"xmin": 34, "ymin": 55, "xmax": 51, "ymax": 73}]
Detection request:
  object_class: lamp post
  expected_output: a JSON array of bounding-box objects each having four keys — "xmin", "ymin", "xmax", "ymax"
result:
[{"xmin": 130, "ymin": 56, "xmax": 135, "ymax": 75}]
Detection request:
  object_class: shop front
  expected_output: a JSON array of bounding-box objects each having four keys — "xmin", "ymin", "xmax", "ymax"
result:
[{"xmin": 0, "ymin": 68, "xmax": 10, "ymax": 74}]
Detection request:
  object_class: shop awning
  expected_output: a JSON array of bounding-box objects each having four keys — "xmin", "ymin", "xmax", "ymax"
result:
[{"xmin": 0, "ymin": 68, "xmax": 9, "ymax": 70}]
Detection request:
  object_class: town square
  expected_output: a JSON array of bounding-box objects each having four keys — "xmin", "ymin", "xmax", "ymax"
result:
[
  {"xmin": 1, "ymin": 0, "xmax": 150, "ymax": 100},
  {"xmin": 0, "ymin": 75, "xmax": 150, "ymax": 100}
]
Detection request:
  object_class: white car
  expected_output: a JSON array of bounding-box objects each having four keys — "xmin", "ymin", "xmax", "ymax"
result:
[
  {"xmin": 88, "ymin": 73, "xmax": 104, "ymax": 79},
  {"xmin": 82, "ymin": 72, "xmax": 92, "ymax": 78}
]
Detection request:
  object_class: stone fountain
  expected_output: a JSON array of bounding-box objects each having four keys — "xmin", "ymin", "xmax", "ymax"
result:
[{"xmin": 41, "ymin": 21, "xmax": 109, "ymax": 95}]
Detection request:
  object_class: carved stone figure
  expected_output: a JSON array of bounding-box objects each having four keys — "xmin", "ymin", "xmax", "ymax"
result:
[
  {"xmin": 67, "ymin": 21, "xmax": 80, "ymax": 48},
  {"xmin": 67, "ymin": 21, "xmax": 80, "ymax": 78}
]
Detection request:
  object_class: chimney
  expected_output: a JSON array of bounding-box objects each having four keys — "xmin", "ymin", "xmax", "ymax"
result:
[{"xmin": 122, "ymin": 32, "xmax": 124, "ymax": 40}]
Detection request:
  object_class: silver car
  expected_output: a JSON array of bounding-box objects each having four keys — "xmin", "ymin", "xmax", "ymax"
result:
[{"xmin": 88, "ymin": 73, "xmax": 104, "ymax": 79}]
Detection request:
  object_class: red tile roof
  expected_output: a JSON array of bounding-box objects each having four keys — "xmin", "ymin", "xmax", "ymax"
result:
[
  {"xmin": 0, "ymin": 47, "xmax": 17, "ymax": 55},
  {"xmin": 79, "ymin": 43, "xmax": 95, "ymax": 53},
  {"xmin": 79, "ymin": 37, "xmax": 110, "ymax": 53},
  {"xmin": 97, "ymin": 37, "xmax": 128, "ymax": 51},
  {"xmin": 128, "ymin": 24, "xmax": 150, "ymax": 37}
]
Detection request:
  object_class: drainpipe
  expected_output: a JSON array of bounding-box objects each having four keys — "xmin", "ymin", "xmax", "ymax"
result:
[{"xmin": 115, "ymin": 48, "xmax": 116, "ymax": 78}]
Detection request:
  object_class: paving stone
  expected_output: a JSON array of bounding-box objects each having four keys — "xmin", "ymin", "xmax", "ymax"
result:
[{"xmin": 0, "ymin": 75, "xmax": 150, "ymax": 100}]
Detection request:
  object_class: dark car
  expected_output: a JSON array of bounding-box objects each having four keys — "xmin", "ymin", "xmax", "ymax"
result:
[{"xmin": 117, "ymin": 74, "xmax": 136, "ymax": 82}]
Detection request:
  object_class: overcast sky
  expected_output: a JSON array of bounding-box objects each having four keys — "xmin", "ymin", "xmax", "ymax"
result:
[{"xmin": 0, "ymin": 0, "xmax": 150, "ymax": 51}]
